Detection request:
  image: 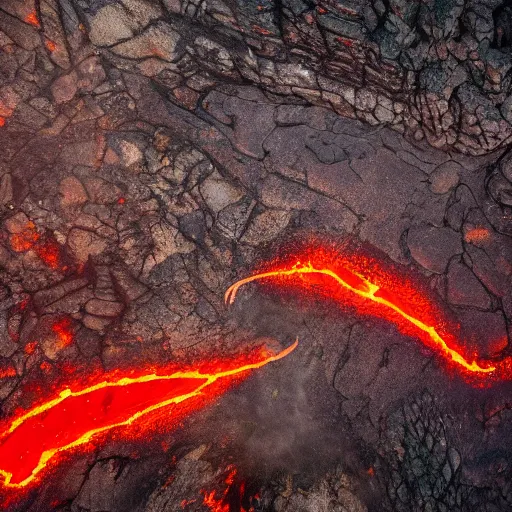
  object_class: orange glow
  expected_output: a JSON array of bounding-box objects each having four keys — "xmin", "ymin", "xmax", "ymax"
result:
[
  {"xmin": 200, "ymin": 466, "xmax": 255, "ymax": 512},
  {"xmin": 45, "ymin": 40, "xmax": 57, "ymax": 52},
  {"xmin": 51, "ymin": 317, "xmax": 74, "ymax": 349},
  {"xmin": 0, "ymin": 340, "xmax": 297, "ymax": 489},
  {"xmin": 0, "ymin": 101, "xmax": 14, "ymax": 118},
  {"xmin": 0, "ymin": 117, "xmax": 5, "ymax": 127},
  {"xmin": 464, "ymin": 227, "xmax": 490, "ymax": 244},
  {"xmin": 9, "ymin": 222, "xmax": 63, "ymax": 269},
  {"xmin": 225, "ymin": 245, "xmax": 512, "ymax": 381},
  {"xmin": 24, "ymin": 341, "xmax": 37, "ymax": 355},
  {"xmin": 24, "ymin": 11, "xmax": 40, "ymax": 28},
  {"xmin": 0, "ymin": 366, "xmax": 16, "ymax": 379},
  {"xmin": 9, "ymin": 223, "xmax": 40, "ymax": 252},
  {"xmin": 35, "ymin": 239, "xmax": 61, "ymax": 269},
  {"xmin": 40, "ymin": 361, "xmax": 52, "ymax": 373}
]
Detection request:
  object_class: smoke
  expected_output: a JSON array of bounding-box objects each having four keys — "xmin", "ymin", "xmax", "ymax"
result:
[{"xmin": 180, "ymin": 292, "xmax": 378, "ymax": 503}]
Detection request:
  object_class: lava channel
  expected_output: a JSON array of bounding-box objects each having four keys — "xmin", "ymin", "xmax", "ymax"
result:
[
  {"xmin": 0, "ymin": 340, "xmax": 297, "ymax": 489},
  {"xmin": 225, "ymin": 248, "xmax": 511, "ymax": 381}
]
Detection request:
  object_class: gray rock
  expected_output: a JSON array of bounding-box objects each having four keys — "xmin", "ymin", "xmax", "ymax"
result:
[
  {"xmin": 446, "ymin": 260, "xmax": 491, "ymax": 310},
  {"xmin": 59, "ymin": 176, "xmax": 88, "ymax": 207},
  {"xmin": 60, "ymin": 141, "xmax": 100, "ymax": 167},
  {"xmin": 112, "ymin": 22, "xmax": 181, "ymax": 62},
  {"xmin": 407, "ymin": 224, "xmax": 462, "ymax": 274},
  {"xmin": 200, "ymin": 171, "xmax": 244, "ymax": 213},
  {"xmin": 0, "ymin": 174, "xmax": 13, "ymax": 206},
  {"xmin": 88, "ymin": 4, "xmax": 136, "ymax": 46},
  {"xmin": 85, "ymin": 299, "xmax": 124, "ymax": 317},
  {"xmin": 241, "ymin": 209, "xmax": 291, "ymax": 245},
  {"xmin": 0, "ymin": 310, "xmax": 17, "ymax": 358},
  {"xmin": 51, "ymin": 71, "xmax": 78, "ymax": 104},
  {"xmin": 429, "ymin": 162, "xmax": 460, "ymax": 194}
]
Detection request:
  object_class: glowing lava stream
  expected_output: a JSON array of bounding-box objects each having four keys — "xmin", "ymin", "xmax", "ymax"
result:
[
  {"xmin": 225, "ymin": 264, "xmax": 495, "ymax": 375},
  {"xmin": 0, "ymin": 341, "xmax": 297, "ymax": 489}
]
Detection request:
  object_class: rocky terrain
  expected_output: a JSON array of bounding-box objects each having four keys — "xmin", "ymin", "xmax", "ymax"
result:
[{"xmin": 0, "ymin": 1, "xmax": 511, "ymax": 511}]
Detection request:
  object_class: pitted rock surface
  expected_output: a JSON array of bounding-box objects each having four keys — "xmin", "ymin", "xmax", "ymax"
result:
[{"xmin": 0, "ymin": 2, "xmax": 511, "ymax": 512}]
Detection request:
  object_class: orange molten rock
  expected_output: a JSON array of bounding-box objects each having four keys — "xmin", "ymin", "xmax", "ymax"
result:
[
  {"xmin": 225, "ymin": 247, "xmax": 512, "ymax": 381},
  {"xmin": 200, "ymin": 465, "xmax": 255, "ymax": 512},
  {"xmin": 0, "ymin": 341, "xmax": 297, "ymax": 489}
]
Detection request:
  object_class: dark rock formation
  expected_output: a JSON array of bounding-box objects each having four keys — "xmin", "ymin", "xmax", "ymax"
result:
[
  {"xmin": 0, "ymin": 1, "xmax": 511, "ymax": 511},
  {"xmin": 71, "ymin": 0, "xmax": 512, "ymax": 155}
]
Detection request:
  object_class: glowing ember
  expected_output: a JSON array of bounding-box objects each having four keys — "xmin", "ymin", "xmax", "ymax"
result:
[
  {"xmin": 51, "ymin": 317, "xmax": 74, "ymax": 349},
  {"xmin": 45, "ymin": 40, "xmax": 57, "ymax": 52},
  {"xmin": 0, "ymin": 101, "xmax": 14, "ymax": 118},
  {"xmin": 225, "ymin": 246, "xmax": 512, "ymax": 380},
  {"xmin": 24, "ymin": 11, "xmax": 40, "ymax": 28},
  {"xmin": 0, "ymin": 366, "xmax": 16, "ymax": 379},
  {"xmin": 24, "ymin": 341, "xmax": 38, "ymax": 355},
  {"xmin": 9, "ymin": 223, "xmax": 40, "ymax": 252},
  {"xmin": 464, "ymin": 226, "xmax": 491, "ymax": 244},
  {"xmin": 0, "ymin": 340, "xmax": 297, "ymax": 488},
  {"xmin": 36, "ymin": 239, "xmax": 62, "ymax": 269},
  {"xmin": 200, "ymin": 466, "xmax": 256, "ymax": 512},
  {"xmin": 9, "ymin": 222, "xmax": 63, "ymax": 269}
]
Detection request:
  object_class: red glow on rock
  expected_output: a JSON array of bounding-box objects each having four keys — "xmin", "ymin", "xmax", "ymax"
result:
[
  {"xmin": 45, "ymin": 40, "xmax": 57, "ymax": 52},
  {"xmin": 0, "ymin": 341, "xmax": 297, "ymax": 489},
  {"xmin": 35, "ymin": 239, "xmax": 61, "ymax": 269},
  {"xmin": 51, "ymin": 317, "xmax": 74, "ymax": 349},
  {"xmin": 337, "ymin": 37, "xmax": 354, "ymax": 47},
  {"xmin": 200, "ymin": 466, "xmax": 256, "ymax": 512},
  {"xmin": 225, "ymin": 243, "xmax": 512, "ymax": 383},
  {"xmin": 0, "ymin": 101, "xmax": 14, "ymax": 118},
  {"xmin": 0, "ymin": 117, "xmax": 5, "ymax": 127},
  {"xmin": 24, "ymin": 341, "xmax": 38, "ymax": 355},
  {"xmin": 9, "ymin": 223, "xmax": 40, "ymax": 252},
  {"xmin": 9, "ymin": 222, "xmax": 64, "ymax": 269},
  {"xmin": 0, "ymin": 366, "xmax": 16, "ymax": 379},
  {"xmin": 464, "ymin": 226, "xmax": 491, "ymax": 244},
  {"xmin": 40, "ymin": 361, "xmax": 52, "ymax": 374},
  {"xmin": 252, "ymin": 25, "xmax": 272, "ymax": 35},
  {"xmin": 24, "ymin": 12, "xmax": 40, "ymax": 28}
]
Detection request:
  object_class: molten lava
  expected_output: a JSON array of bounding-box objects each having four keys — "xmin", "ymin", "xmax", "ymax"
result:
[
  {"xmin": 225, "ymin": 245, "xmax": 512, "ymax": 381},
  {"xmin": 0, "ymin": 341, "xmax": 297, "ymax": 489}
]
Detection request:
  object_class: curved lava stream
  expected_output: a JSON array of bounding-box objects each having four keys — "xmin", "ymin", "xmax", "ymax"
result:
[
  {"xmin": 0, "ymin": 340, "xmax": 297, "ymax": 489},
  {"xmin": 225, "ymin": 261, "xmax": 505, "ymax": 377}
]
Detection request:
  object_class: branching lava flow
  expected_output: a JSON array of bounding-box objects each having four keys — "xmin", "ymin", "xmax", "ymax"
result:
[{"xmin": 225, "ymin": 246, "xmax": 512, "ymax": 381}]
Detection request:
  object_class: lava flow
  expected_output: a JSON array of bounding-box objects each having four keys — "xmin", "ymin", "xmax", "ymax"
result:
[
  {"xmin": 225, "ymin": 245, "xmax": 512, "ymax": 381},
  {"xmin": 0, "ymin": 340, "xmax": 297, "ymax": 489}
]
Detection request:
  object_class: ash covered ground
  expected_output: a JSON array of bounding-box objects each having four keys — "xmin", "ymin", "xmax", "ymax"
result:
[{"xmin": 0, "ymin": 1, "xmax": 512, "ymax": 511}]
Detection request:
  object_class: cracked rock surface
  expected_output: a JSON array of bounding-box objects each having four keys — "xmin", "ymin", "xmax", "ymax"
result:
[{"xmin": 0, "ymin": 1, "xmax": 512, "ymax": 511}]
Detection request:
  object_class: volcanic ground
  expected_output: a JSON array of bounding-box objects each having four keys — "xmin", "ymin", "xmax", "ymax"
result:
[{"xmin": 0, "ymin": 1, "xmax": 512, "ymax": 511}]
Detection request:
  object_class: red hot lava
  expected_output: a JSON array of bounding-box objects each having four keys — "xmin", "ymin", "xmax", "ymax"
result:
[
  {"xmin": 225, "ymin": 243, "xmax": 512, "ymax": 383},
  {"xmin": 0, "ymin": 341, "xmax": 297, "ymax": 490},
  {"xmin": 9, "ymin": 222, "xmax": 64, "ymax": 270},
  {"xmin": 51, "ymin": 317, "xmax": 74, "ymax": 349},
  {"xmin": 199, "ymin": 465, "xmax": 258, "ymax": 512}
]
